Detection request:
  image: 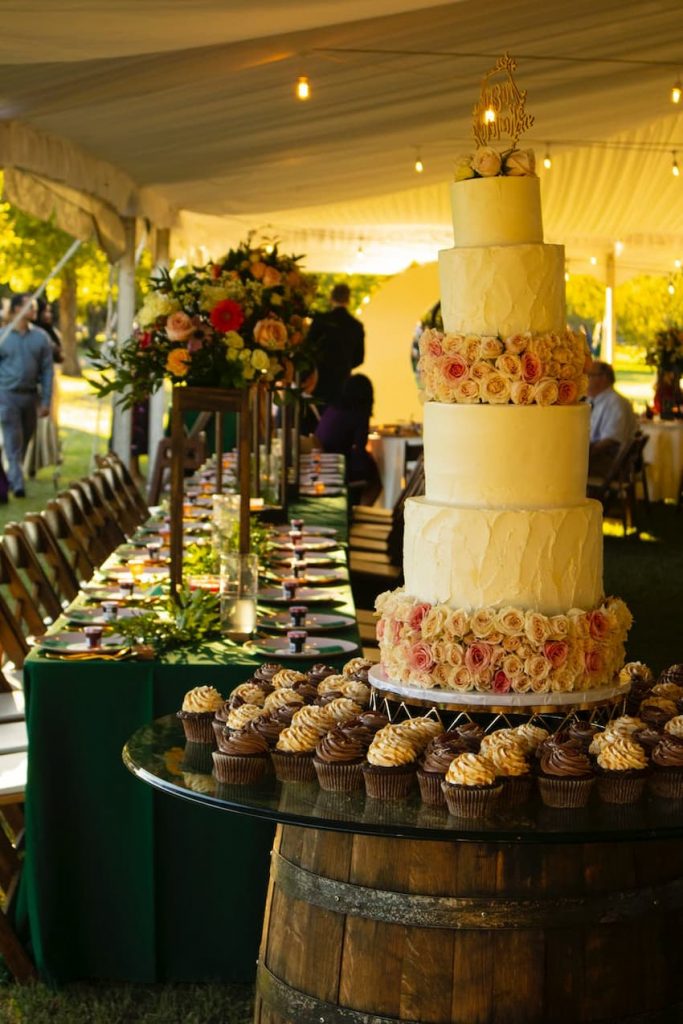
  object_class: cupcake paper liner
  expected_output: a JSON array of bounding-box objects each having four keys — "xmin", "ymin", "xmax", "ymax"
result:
[
  {"xmin": 416, "ymin": 768, "xmax": 447, "ymax": 807},
  {"xmin": 362, "ymin": 762, "xmax": 416, "ymax": 800},
  {"xmin": 537, "ymin": 775, "xmax": 594, "ymax": 809},
  {"xmin": 270, "ymin": 749, "xmax": 317, "ymax": 783},
  {"xmin": 596, "ymin": 770, "xmax": 647, "ymax": 805},
  {"xmin": 212, "ymin": 719, "xmax": 226, "ymax": 746},
  {"xmin": 177, "ymin": 710, "xmax": 216, "ymax": 745},
  {"xmin": 499, "ymin": 774, "xmax": 534, "ymax": 807},
  {"xmin": 211, "ymin": 751, "xmax": 270, "ymax": 785},
  {"xmin": 649, "ymin": 768, "xmax": 683, "ymax": 800},
  {"xmin": 441, "ymin": 781, "xmax": 503, "ymax": 819},
  {"xmin": 313, "ymin": 759, "xmax": 364, "ymax": 792}
]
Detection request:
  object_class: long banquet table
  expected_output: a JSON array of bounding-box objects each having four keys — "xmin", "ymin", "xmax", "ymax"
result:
[{"xmin": 15, "ymin": 493, "xmax": 360, "ymax": 985}]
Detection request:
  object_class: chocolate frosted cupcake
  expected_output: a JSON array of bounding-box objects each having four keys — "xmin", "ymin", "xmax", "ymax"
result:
[
  {"xmin": 212, "ymin": 729, "xmax": 271, "ymax": 784},
  {"xmin": 452, "ymin": 721, "xmax": 484, "ymax": 751},
  {"xmin": 652, "ymin": 682, "xmax": 683, "ymax": 703},
  {"xmin": 178, "ymin": 685, "xmax": 224, "ymax": 744},
  {"xmin": 307, "ymin": 663, "xmax": 336, "ymax": 686},
  {"xmin": 537, "ymin": 742, "xmax": 594, "ymax": 808},
  {"xmin": 658, "ymin": 663, "xmax": 683, "ymax": 687},
  {"xmin": 397, "ymin": 716, "xmax": 443, "ymax": 753},
  {"xmin": 664, "ymin": 715, "xmax": 683, "ymax": 739},
  {"xmin": 246, "ymin": 712, "xmax": 285, "ymax": 749},
  {"xmin": 291, "ymin": 682, "xmax": 320, "ymax": 704},
  {"xmin": 650, "ymin": 735, "xmax": 683, "ymax": 798},
  {"xmin": 252, "ymin": 663, "xmax": 283, "ymax": 695},
  {"xmin": 272, "ymin": 723, "xmax": 320, "ymax": 782},
  {"xmin": 417, "ymin": 735, "xmax": 469, "ymax": 806},
  {"xmin": 595, "ymin": 734, "xmax": 648, "ymax": 804},
  {"xmin": 227, "ymin": 681, "xmax": 267, "ymax": 710},
  {"xmin": 363, "ymin": 725, "xmax": 419, "ymax": 799},
  {"xmin": 263, "ymin": 688, "xmax": 305, "ymax": 714},
  {"xmin": 567, "ymin": 720, "xmax": 598, "ymax": 750},
  {"xmin": 316, "ymin": 689, "xmax": 344, "ymax": 706},
  {"xmin": 486, "ymin": 739, "xmax": 533, "ymax": 806},
  {"xmin": 622, "ymin": 661, "xmax": 654, "ymax": 714},
  {"xmin": 314, "ymin": 727, "xmax": 368, "ymax": 791},
  {"xmin": 441, "ymin": 753, "xmax": 502, "ymax": 818},
  {"xmin": 634, "ymin": 726, "xmax": 662, "ymax": 753},
  {"xmin": 271, "ymin": 703, "xmax": 299, "ymax": 727},
  {"xmin": 342, "ymin": 657, "xmax": 374, "ymax": 684},
  {"xmin": 639, "ymin": 697, "xmax": 678, "ymax": 730}
]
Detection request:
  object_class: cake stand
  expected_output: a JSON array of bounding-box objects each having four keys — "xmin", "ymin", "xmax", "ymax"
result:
[{"xmin": 124, "ymin": 714, "xmax": 683, "ymax": 1024}]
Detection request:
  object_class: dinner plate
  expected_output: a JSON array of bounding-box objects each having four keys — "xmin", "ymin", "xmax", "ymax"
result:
[
  {"xmin": 257, "ymin": 610, "xmax": 356, "ymax": 633},
  {"xmin": 81, "ymin": 584, "xmax": 157, "ymax": 602},
  {"xmin": 264, "ymin": 567, "xmax": 349, "ymax": 586},
  {"xmin": 298, "ymin": 486, "xmax": 344, "ymax": 497},
  {"xmin": 269, "ymin": 539, "xmax": 339, "ymax": 553},
  {"xmin": 267, "ymin": 554, "xmax": 337, "ymax": 569},
  {"xmin": 272, "ymin": 525, "xmax": 338, "ymax": 537},
  {"xmin": 258, "ymin": 587, "xmax": 345, "ymax": 605},
  {"xmin": 66, "ymin": 606, "xmax": 148, "ymax": 625},
  {"xmin": 33, "ymin": 631, "xmax": 127, "ymax": 654},
  {"xmin": 101, "ymin": 566, "xmax": 169, "ymax": 582},
  {"xmin": 246, "ymin": 636, "xmax": 359, "ymax": 659}
]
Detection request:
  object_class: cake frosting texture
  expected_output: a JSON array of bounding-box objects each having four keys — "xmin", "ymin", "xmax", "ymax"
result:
[{"xmin": 450, "ymin": 175, "xmax": 543, "ymax": 247}]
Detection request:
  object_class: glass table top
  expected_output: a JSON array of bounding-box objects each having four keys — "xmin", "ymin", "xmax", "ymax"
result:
[{"xmin": 123, "ymin": 715, "xmax": 683, "ymax": 844}]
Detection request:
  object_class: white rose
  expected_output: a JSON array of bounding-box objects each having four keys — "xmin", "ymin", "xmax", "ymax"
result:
[
  {"xmin": 471, "ymin": 147, "xmax": 502, "ymax": 177},
  {"xmin": 481, "ymin": 372, "xmax": 511, "ymax": 404}
]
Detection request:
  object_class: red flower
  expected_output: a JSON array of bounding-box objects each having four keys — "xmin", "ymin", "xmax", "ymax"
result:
[
  {"xmin": 210, "ymin": 299, "xmax": 244, "ymax": 333},
  {"xmin": 138, "ymin": 331, "xmax": 152, "ymax": 349}
]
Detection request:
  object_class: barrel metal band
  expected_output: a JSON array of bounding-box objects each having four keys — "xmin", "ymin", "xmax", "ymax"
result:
[
  {"xmin": 257, "ymin": 963, "xmax": 683, "ymax": 1024},
  {"xmin": 272, "ymin": 850, "xmax": 683, "ymax": 930}
]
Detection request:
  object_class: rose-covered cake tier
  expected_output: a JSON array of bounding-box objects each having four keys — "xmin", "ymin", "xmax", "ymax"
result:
[{"xmin": 375, "ymin": 143, "xmax": 632, "ymax": 699}]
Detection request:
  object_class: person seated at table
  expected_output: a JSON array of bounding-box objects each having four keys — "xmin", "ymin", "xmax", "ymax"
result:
[
  {"xmin": 588, "ymin": 360, "xmax": 637, "ymax": 477},
  {"xmin": 314, "ymin": 373, "xmax": 381, "ymax": 505}
]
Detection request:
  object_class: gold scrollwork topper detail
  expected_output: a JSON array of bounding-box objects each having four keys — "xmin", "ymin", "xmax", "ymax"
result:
[{"xmin": 472, "ymin": 53, "xmax": 535, "ymax": 149}]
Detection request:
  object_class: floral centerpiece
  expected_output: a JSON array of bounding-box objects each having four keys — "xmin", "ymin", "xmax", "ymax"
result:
[
  {"xmin": 92, "ymin": 238, "xmax": 318, "ymax": 407},
  {"xmin": 645, "ymin": 327, "xmax": 683, "ymax": 377}
]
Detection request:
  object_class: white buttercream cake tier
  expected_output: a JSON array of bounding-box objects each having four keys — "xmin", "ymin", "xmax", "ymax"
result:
[
  {"xmin": 451, "ymin": 175, "xmax": 543, "ymax": 248},
  {"xmin": 439, "ymin": 242, "xmax": 565, "ymax": 337},
  {"xmin": 423, "ymin": 403, "xmax": 590, "ymax": 508},
  {"xmin": 403, "ymin": 496, "xmax": 603, "ymax": 617}
]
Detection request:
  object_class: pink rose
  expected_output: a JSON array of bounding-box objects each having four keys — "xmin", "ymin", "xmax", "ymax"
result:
[
  {"xmin": 557, "ymin": 380, "xmax": 578, "ymax": 405},
  {"xmin": 493, "ymin": 670, "xmax": 511, "ymax": 693},
  {"xmin": 390, "ymin": 620, "xmax": 402, "ymax": 644},
  {"xmin": 504, "ymin": 148, "xmax": 536, "ymax": 176},
  {"xmin": 262, "ymin": 266, "xmax": 282, "ymax": 288},
  {"xmin": 584, "ymin": 649, "xmax": 605, "ymax": 675},
  {"xmin": 408, "ymin": 602, "xmax": 431, "ymax": 632},
  {"xmin": 376, "ymin": 619, "xmax": 386, "ymax": 641},
  {"xmin": 420, "ymin": 328, "xmax": 443, "ymax": 359},
  {"xmin": 471, "ymin": 146, "xmax": 502, "ymax": 177},
  {"xmin": 544, "ymin": 640, "xmax": 569, "ymax": 669},
  {"xmin": 443, "ymin": 355, "xmax": 468, "ymax": 383},
  {"xmin": 465, "ymin": 641, "xmax": 493, "ymax": 673},
  {"xmin": 510, "ymin": 381, "xmax": 535, "ymax": 405},
  {"xmin": 587, "ymin": 610, "xmax": 609, "ymax": 641},
  {"xmin": 165, "ymin": 311, "xmax": 194, "ymax": 342},
  {"xmin": 253, "ymin": 318, "xmax": 288, "ymax": 351},
  {"xmin": 408, "ymin": 642, "xmax": 435, "ymax": 673},
  {"xmin": 521, "ymin": 351, "xmax": 543, "ymax": 384}
]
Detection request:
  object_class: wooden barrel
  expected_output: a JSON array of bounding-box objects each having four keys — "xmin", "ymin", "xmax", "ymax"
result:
[{"xmin": 254, "ymin": 824, "xmax": 683, "ymax": 1023}]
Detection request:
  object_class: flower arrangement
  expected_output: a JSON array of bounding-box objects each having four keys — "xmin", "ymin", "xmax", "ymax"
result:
[
  {"xmin": 418, "ymin": 327, "xmax": 590, "ymax": 405},
  {"xmin": 645, "ymin": 327, "xmax": 683, "ymax": 377},
  {"xmin": 92, "ymin": 238, "xmax": 318, "ymax": 407},
  {"xmin": 375, "ymin": 590, "xmax": 632, "ymax": 695},
  {"xmin": 454, "ymin": 146, "xmax": 536, "ymax": 182}
]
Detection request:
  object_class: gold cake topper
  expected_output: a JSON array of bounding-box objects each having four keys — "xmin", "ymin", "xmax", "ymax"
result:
[{"xmin": 472, "ymin": 53, "xmax": 534, "ymax": 149}]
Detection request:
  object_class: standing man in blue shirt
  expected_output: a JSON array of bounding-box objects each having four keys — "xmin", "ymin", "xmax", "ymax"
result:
[
  {"xmin": 0, "ymin": 294, "xmax": 54, "ymax": 497},
  {"xmin": 588, "ymin": 360, "xmax": 636, "ymax": 477}
]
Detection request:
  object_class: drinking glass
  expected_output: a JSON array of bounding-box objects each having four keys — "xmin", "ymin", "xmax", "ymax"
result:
[
  {"xmin": 219, "ymin": 553, "xmax": 258, "ymax": 641},
  {"xmin": 212, "ymin": 493, "xmax": 241, "ymax": 554}
]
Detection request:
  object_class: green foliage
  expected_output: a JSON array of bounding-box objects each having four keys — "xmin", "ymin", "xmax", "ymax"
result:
[
  {"xmin": 565, "ymin": 274, "xmax": 604, "ymax": 330},
  {"xmin": 616, "ymin": 276, "xmax": 683, "ymax": 347},
  {"xmin": 309, "ymin": 273, "xmax": 388, "ymax": 315},
  {"xmin": 113, "ymin": 586, "xmax": 222, "ymax": 654}
]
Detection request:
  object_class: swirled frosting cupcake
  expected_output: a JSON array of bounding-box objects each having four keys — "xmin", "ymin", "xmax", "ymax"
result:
[
  {"xmin": 324, "ymin": 697, "xmax": 363, "ymax": 724},
  {"xmin": 652, "ymin": 682, "xmax": 683, "ymax": 702},
  {"xmin": 212, "ymin": 728, "xmax": 271, "ymax": 784},
  {"xmin": 291, "ymin": 704, "xmax": 335, "ymax": 735},
  {"xmin": 650, "ymin": 735, "xmax": 683, "ymax": 798},
  {"xmin": 264, "ymin": 688, "xmax": 305, "ymax": 714},
  {"xmin": 342, "ymin": 657, "xmax": 374, "ymax": 683},
  {"xmin": 178, "ymin": 685, "xmax": 224, "ymax": 743},
  {"xmin": 397, "ymin": 717, "xmax": 443, "ymax": 753},
  {"xmin": 314, "ymin": 726, "xmax": 368, "ymax": 791},
  {"xmin": 291, "ymin": 681, "xmax": 320, "ymax": 704},
  {"xmin": 658, "ymin": 664, "xmax": 683, "ymax": 687},
  {"xmin": 337, "ymin": 679, "xmax": 371, "ymax": 705},
  {"xmin": 363, "ymin": 725, "xmax": 419, "ymax": 799},
  {"xmin": 227, "ymin": 682, "xmax": 266, "ymax": 709},
  {"xmin": 622, "ymin": 661, "xmax": 654, "ymax": 715},
  {"xmin": 639, "ymin": 697, "xmax": 678, "ymax": 729},
  {"xmin": 486, "ymin": 739, "xmax": 533, "ymax": 805},
  {"xmin": 307, "ymin": 663, "xmax": 336, "ymax": 686},
  {"xmin": 317, "ymin": 674, "xmax": 347, "ymax": 696},
  {"xmin": 416, "ymin": 734, "xmax": 469, "ymax": 806},
  {"xmin": 567, "ymin": 720, "xmax": 598, "ymax": 750},
  {"xmin": 272, "ymin": 669, "xmax": 308, "ymax": 690},
  {"xmin": 664, "ymin": 715, "xmax": 683, "ymax": 739},
  {"xmin": 224, "ymin": 703, "xmax": 266, "ymax": 734},
  {"xmin": 512, "ymin": 723, "xmax": 550, "ymax": 756},
  {"xmin": 452, "ymin": 721, "xmax": 484, "ymax": 751},
  {"xmin": 441, "ymin": 753, "xmax": 502, "ymax": 818},
  {"xmin": 271, "ymin": 721, "xmax": 321, "ymax": 782},
  {"xmin": 537, "ymin": 741, "xmax": 594, "ymax": 808},
  {"xmin": 246, "ymin": 712, "xmax": 285, "ymax": 749},
  {"xmin": 595, "ymin": 734, "xmax": 648, "ymax": 804}
]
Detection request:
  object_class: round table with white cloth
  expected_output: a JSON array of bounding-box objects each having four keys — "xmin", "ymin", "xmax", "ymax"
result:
[
  {"xmin": 640, "ymin": 419, "xmax": 683, "ymax": 502},
  {"xmin": 367, "ymin": 432, "xmax": 423, "ymax": 509}
]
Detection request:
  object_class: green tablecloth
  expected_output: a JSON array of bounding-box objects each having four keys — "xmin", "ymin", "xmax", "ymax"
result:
[{"xmin": 16, "ymin": 495, "xmax": 358, "ymax": 984}]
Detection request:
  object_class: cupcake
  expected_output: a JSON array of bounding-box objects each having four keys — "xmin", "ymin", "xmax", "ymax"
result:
[
  {"xmin": 664, "ymin": 715, "xmax": 683, "ymax": 739},
  {"xmin": 252, "ymin": 663, "xmax": 283, "ymax": 695},
  {"xmin": 246, "ymin": 712, "xmax": 285, "ymax": 749},
  {"xmin": 263, "ymin": 688, "xmax": 305, "ymax": 714},
  {"xmin": 537, "ymin": 742, "xmax": 594, "ymax": 808},
  {"xmin": 342, "ymin": 657, "xmax": 374, "ymax": 683},
  {"xmin": 511, "ymin": 723, "xmax": 550, "ymax": 756},
  {"xmin": 441, "ymin": 753, "xmax": 502, "ymax": 818},
  {"xmin": 291, "ymin": 682, "xmax": 320, "ymax": 704},
  {"xmin": 634, "ymin": 725, "xmax": 662, "ymax": 753},
  {"xmin": 316, "ymin": 674, "xmax": 347, "ymax": 696},
  {"xmin": 485, "ymin": 739, "xmax": 533, "ymax": 806},
  {"xmin": 307, "ymin": 663, "xmax": 336, "ymax": 686},
  {"xmin": 271, "ymin": 703, "xmax": 299, "ymax": 727},
  {"xmin": 337, "ymin": 678, "xmax": 371, "ymax": 705},
  {"xmin": 480, "ymin": 729, "xmax": 518, "ymax": 759},
  {"xmin": 658, "ymin": 663, "xmax": 683, "ymax": 687},
  {"xmin": 272, "ymin": 722, "xmax": 321, "ymax": 782},
  {"xmin": 177, "ymin": 685, "xmax": 224, "ymax": 743},
  {"xmin": 227, "ymin": 681, "xmax": 266, "ymax": 709},
  {"xmin": 622, "ymin": 661, "xmax": 654, "ymax": 714},
  {"xmin": 223, "ymin": 703, "xmax": 266, "ymax": 735},
  {"xmin": 567, "ymin": 720, "xmax": 598, "ymax": 750},
  {"xmin": 314, "ymin": 727, "xmax": 368, "ymax": 791},
  {"xmin": 396, "ymin": 717, "xmax": 443, "ymax": 753},
  {"xmin": 363, "ymin": 725, "xmax": 419, "ymax": 799},
  {"xmin": 212, "ymin": 729, "xmax": 271, "ymax": 784},
  {"xmin": 324, "ymin": 697, "xmax": 364, "ymax": 724},
  {"xmin": 271, "ymin": 669, "xmax": 308, "ymax": 690},
  {"xmin": 595, "ymin": 734, "xmax": 648, "ymax": 804},
  {"xmin": 212, "ymin": 700, "xmax": 233, "ymax": 744},
  {"xmin": 354, "ymin": 709, "xmax": 390, "ymax": 733},
  {"xmin": 651, "ymin": 682, "xmax": 683, "ymax": 703},
  {"xmin": 639, "ymin": 697, "xmax": 678, "ymax": 730},
  {"xmin": 417, "ymin": 735, "xmax": 469, "ymax": 806},
  {"xmin": 650, "ymin": 735, "xmax": 683, "ymax": 798},
  {"xmin": 451, "ymin": 721, "xmax": 484, "ymax": 751}
]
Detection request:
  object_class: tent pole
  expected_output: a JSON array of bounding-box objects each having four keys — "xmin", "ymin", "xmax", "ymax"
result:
[
  {"xmin": 147, "ymin": 227, "xmax": 171, "ymax": 497},
  {"xmin": 111, "ymin": 217, "xmax": 135, "ymax": 466},
  {"xmin": 601, "ymin": 251, "xmax": 616, "ymax": 365}
]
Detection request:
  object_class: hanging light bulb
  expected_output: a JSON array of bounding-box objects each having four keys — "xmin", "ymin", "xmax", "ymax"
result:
[
  {"xmin": 543, "ymin": 145, "xmax": 552, "ymax": 170},
  {"xmin": 673, "ymin": 151, "xmax": 680, "ymax": 178},
  {"xmin": 675, "ymin": 259, "xmax": 682, "ymax": 269},
  {"xmin": 669, "ymin": 281, "xmax": 676, "ymax": 295},
  {"xmin": 615, "ymin": 240, "xmax": 625, "ymax": 257},
  {"xmin": 356, "ymin": 242, "xmax": 364, "ymax": 261},
  {"xmin": 590, "ymin": 256, "xmax": 598, "ymax": 266},
  {"xmin": 295, "ymin": 75, "xmax": 310, "ymax": 100},
  {"xmin": 483, "ymin": 107, "xmax": 496, "ymax": 125},
  {"xmin": 564, "ymin": 266, "xmax": 570, "ymax": 283},
  {"xmin": 672, "ymin": 78, "xmax": 682, "ymax": 104},
  {"xmin": 414, "ymin": 149, "xmax": 424, "ymax": 174}
]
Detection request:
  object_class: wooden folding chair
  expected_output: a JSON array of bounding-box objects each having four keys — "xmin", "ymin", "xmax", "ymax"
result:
[
  {"xmin": 21, "ymin": 513, "xmax": 80, "ymax": 606},
  {"xmin": 0, "ymin": 738, "xmax": 35, "ymax": 981},
  {"xmin": 76, "ymin": 477, "xmax": 127, "ymax": 552},
  {"xmin": 588, "ymin": 433, "xmax": 649, "ymax": 537},
  {"xmin": 43, "ymin": 499, "xmax": 96, "ymax": 583},
  {"xmin": 96, "ymin": 452, "xmax": 149, "ymax": 523},
  {"xmin": 147, "ymin": 432, "xmax": 207, "ymax": 505},
  {"xmin": 92, "ymin": 465, "xmax": 142, "ymax": 537},
  {"xmin": 0, "ymin": 525, "xmax": 62, "ymax": 624},
  {"xmin": 68, "ymin": 481, "xmax": 123, "ymax": 560}
]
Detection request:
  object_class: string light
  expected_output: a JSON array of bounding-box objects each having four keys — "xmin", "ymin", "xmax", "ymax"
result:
[
  {"xmin": 673, "ymin": 78, "xmax": 682, "ymax": 104},
  {"xmin": 673, "ymin": 151, "xmax": 680, "ymax": 177},
  {"xmin": 615, "ymin": 240, "xmax": 625, "ymax": 257},
  {"xmin": 676, "ymin": 259, "xmax": 682, "ymax": 269},
  {"xmin": 295, "ymin": 75, "xmax": 310, "ymax": 100},
  {"xmin": 543, "ymin": 145, "xmax": 552, "ymax": 170},
  {"xmin": 414, "ymin": 148, "xmax": 424, "ymax": 174},
  {"xmin": 483, "ymin": 107, "xmax": 496, "ymax": 125},
  {"xmin": 668, "ymin": 280, "xmax": 676, "ymax": 295},
  {"xmin": 590, "ymin": 256, "xmax": 597, "ymax": 266},
  {"xmin": 356, "ymin": 241, "xmax": 364, "ymax": 260},
  {"xmin": 362, "ymin": 295, "xmax": 370, "ymax": 304}
]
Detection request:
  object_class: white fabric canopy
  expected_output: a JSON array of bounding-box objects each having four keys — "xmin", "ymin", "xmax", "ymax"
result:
[{"xmin": 1, "ymin": 0, "xmax": 682, "ymax": 274}]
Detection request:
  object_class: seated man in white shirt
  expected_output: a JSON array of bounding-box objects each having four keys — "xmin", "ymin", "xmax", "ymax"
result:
[{"xmin": 588, "ymin": 360, "xmax": 637, "ymax": 477}]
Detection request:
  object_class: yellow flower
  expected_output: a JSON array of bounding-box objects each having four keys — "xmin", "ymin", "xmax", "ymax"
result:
[
  {"xmin": 242, "ymin": 364, "xmax": 256, "ymax": 381},
  {"xmin": 166, "ymin": 347, "xmax": 192, "ymax": 377},
  {"xmin": 224, "ymin": 331, "xmax": 244, "ymax": 350},
  {"xmin": 252, "ymin": 348, "xmax": 270, "ymax": 372},
  {"xmin": 137, "ymin": 291, "xmax": 180, "ymax": 327}
]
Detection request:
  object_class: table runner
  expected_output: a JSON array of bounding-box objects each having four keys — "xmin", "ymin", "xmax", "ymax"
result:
[{"xmin": 15, "ymin": 494, "xmax": 359, "ymax": 984}]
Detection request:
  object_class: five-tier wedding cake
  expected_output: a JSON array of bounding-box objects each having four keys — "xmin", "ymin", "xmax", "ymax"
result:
[{"xmin": 375, "ymin": 56, "xmax": 631, "ymax": 702}]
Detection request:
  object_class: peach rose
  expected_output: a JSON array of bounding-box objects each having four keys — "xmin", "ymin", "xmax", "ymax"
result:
[
  {"xmin": 544, "ymin": 640, "xmax": 569, "ymax": 669},
  {"xmin": 504, "ymin": 148, "xmax": 536, "ymax": 176},
  {"xmin": 503, "ymin": 634, "xmax": 524, "ymax": 652},
  {"xmin": 166, "ymin": 347, "xmax": 192, "ymax": 376},
  {"xmin": 433, "ymin": 663, "xmax": 457, "ymax": 689},
  {"xmin": 549, "ymin": 614, "xmax": 570, "ymax": 639},
  {"xmin": 465, "ymin": 641, "xmax": 493, "ymax": 674},
  {"xmin": 441, "ymin": 333, "xmax": 464, "ymax": 356},
  {"xmin": 452, "ymin": 666, "xmax": 474, "ymax": 691},
  {"xmin": 421, "ymin": 605, "xmax": 449, "ymax": 640},
  {"xmin": 445, "ymin": 608, "xmax": 469, "ymax": 638},
  {"xmin": 587, "ymin": 609, "xmax": 610, "ymax": 641},
  {"xmin": 534, "ymin": 378, "xmax": 559, "ymax": 406},
  {"xmin": 512, "ymin": 674, "xmax": 534, "ymax": 693},
  {"xmin": 505, "ymin": 333, "xmax": 531, "ymax": 355},
  {"xmin": 461, "ymin": 336, "xmax": 481, "ymax": 362},
  {"xmin": 479, "ymin": 336, "xmax": 504, "ymax": 360},
  {"xmin": 546, "ymin": 360, "xmax": 561, "ymax": 378},
  {"xmin": 524, "ymin": 611, "xmax": 552, "ymax": 647},
  {"xmin": 470, "ymin": 608, "xmax": 497, "ymax": 637},
  {"xmin": 558, "ymin": 363, "xmax": 577, "ymax": 380},
  {"xmin": 262, "ymin": 266, "xmax": 282, "ymax": 288},
  {"xmin": 497, "ymin": 607, "xmax": 525, "ymax": 635},
  {"xmin": 407, "ymin": 641, "xmax": 435, "ymax": 673},
  {"xmin": 253, "ymin": 318, "xmax": 288, "ymax": 350},
  {"xmin": 510, "ymin": 381, "xmax": 535, "ymax": 405},
  {"xmin": 454, "ymin": 157, "xmax": 475, "ymax": 182},
  {"xmin": 557, "ymin": 380, "xmax": 578, "ymax": 405},
  {"xmin": 502, "ymin": 654, "xmax": 524, "ymax": 678},
  {"xmin": 453, "ymin": 378, "xmax": 481, "ymax": 404},
  {"xmin": 421, "ymin": 328, "xmax": 443, "ymax": 359},
  {"xmin": 165, "ymin": 311, "xmax": 194, "ymax": 342},
  {"xmin": 496, "ymin": 352, "xmax": 522, "ymax": 379},
  {"xmin": 521, "ymin": 351, "xmax": 543, "ymax": 384},
  {"xmin": 471, "ymin": 147, "xmax": 502, "ymax": 177},
  {"xmin": 525, "ymin": 655, "xmax": 551, "ymax": 683},
  {"xmin": 554, "ymin": 346, "xmax": 571, "ymax": 364},
  {"xmin": 481, "ymin": 372, "xmax": 511, "ymax": 404}
]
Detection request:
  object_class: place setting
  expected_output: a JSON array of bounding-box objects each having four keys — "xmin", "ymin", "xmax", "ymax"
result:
[
  {"xmin": 257, "ymin": 606, "xmax": 356, "ymax": 633},
  {"xmin": 244, "ymin": 629, "xmax": 359, "ymax": 660},
  {"xmin": 30, "ymin": 628, "xmax": 131, "ymax": 660}
]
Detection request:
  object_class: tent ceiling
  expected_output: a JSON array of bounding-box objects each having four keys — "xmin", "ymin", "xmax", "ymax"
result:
[{"xmin": 1, "ymin": 0, "xmax": 682, "ymax": 275}]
